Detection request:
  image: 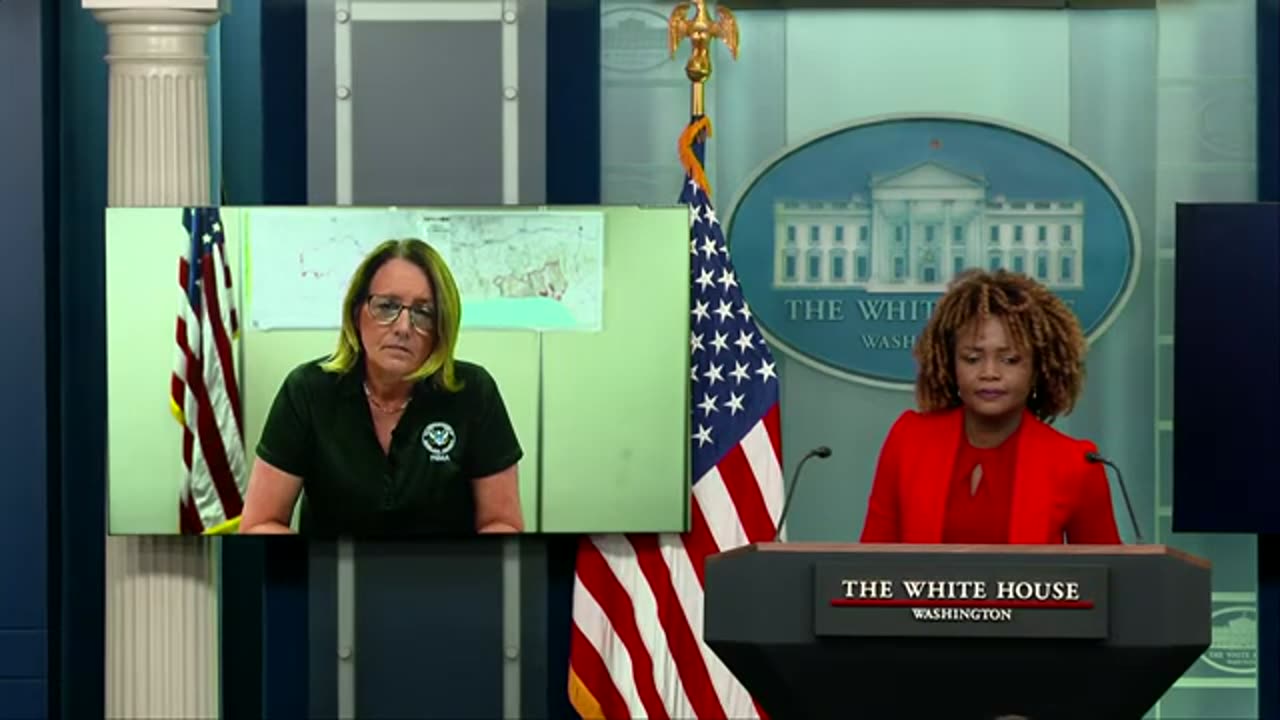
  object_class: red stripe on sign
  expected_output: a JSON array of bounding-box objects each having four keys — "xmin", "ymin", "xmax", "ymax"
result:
[{"xmin": 831, "ymin": 599, "xmax": 1095, "ymax": 609}]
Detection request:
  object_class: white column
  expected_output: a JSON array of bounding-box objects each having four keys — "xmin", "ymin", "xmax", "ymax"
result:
[
  {"xmin": 90, "ymin": 5, "xmax": 222, "ymax": 719},
  {"xmin": 95, "ymin": 8, "xmax": 217, "ymax": 205}
]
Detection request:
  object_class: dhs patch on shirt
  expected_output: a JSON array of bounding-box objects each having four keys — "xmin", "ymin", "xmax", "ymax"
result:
[{"xmin": 422, "ymin": 421, "xmax": 457, "ymax": 462}]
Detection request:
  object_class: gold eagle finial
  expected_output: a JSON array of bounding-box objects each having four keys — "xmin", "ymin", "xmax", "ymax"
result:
[{"xmin": 667, "ymin": 0, "xmax": 739, "ymax": 85}]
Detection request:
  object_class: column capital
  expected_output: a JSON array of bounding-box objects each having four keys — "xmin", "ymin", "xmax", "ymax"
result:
[
  {"xmin": 86, "ymin": 0, "xmax": 228, "ymax": 43},
  {"xmin": 90, "ymin": 7, "xmax": 223, "ymax": 23},
  {"xmin": 83, "ymin": 0, "xmax": 225, "ymax": 10},
  {"xmin": 92, "ymin": 0, "xmax": 219, "ymax": 206},
  {"xmin": 91, "ymin": 7, "xmax": 222, "ymax": 66}
]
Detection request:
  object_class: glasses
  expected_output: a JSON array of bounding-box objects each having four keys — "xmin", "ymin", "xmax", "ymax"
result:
[{"xmin": 366, "ymin": 295, "xmax": 436, "ymax": 334}]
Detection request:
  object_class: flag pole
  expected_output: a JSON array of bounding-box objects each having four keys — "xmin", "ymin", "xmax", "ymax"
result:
[
  {"xmin": 668, "ymin": 0, "xmax": 740, "ymax": 120},
  {"xmin": 567, "ymin": 10, "xmax": 773, "ymax": 720}
]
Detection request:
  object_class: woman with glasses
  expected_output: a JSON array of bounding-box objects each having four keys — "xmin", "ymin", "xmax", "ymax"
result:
[{"xmin": 238, "ymin": 238, "xmax": 525, "ymax": 536}]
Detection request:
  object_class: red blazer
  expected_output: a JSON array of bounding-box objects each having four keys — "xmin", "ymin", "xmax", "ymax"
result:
[{"xmin": 860, "ymin": 407, "xmax": 1122, "ymax": 544}]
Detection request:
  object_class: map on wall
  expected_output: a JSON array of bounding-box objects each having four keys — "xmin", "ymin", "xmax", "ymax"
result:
[{"xmin": 244, "ymin": 207, "xmax": 605, "ymax": 332}]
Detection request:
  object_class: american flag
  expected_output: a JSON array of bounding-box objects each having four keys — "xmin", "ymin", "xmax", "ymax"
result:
[
  {"xmin": 170, "ymin": 207, "xmax": 248, "ymax": 534},
  {"xmin": 567, "ymin": 116, "xmax": 785, "ymax": 719}
]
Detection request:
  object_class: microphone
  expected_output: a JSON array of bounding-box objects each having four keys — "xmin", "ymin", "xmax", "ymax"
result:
[
  {"xmin": 773, "ymin": 446, "xmax": 833, "ymax": 542},
  {"xmin": 1085, "ymin": 451, "xmax": 1144, "ymax": 544}
]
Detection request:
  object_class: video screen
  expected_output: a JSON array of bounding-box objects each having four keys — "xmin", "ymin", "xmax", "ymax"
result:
[{"xmin": 105, "ymin": 205, "xmax": 691, "ymax": 537}]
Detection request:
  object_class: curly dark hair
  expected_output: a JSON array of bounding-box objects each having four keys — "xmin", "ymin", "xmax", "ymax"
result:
[{"xmin": 914, "ymin": 268, "xmax": 1087, "ymax": 422}]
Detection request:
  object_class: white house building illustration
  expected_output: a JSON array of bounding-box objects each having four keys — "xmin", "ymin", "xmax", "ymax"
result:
[
  {"xmin": 772, "ymin": 162, "xmax": 1086, "ymax": 292},
  {"xmin": 1205, "ymin": 611, "xmax": 1257, "ymax": 671}
]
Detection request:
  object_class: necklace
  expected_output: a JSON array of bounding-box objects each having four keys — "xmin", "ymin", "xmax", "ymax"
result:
[{"xmin": 363, "ymin": 382, "xmax": 409, "ymax": 414}]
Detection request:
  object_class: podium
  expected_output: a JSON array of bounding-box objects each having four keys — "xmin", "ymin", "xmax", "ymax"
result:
[{"xmin": 704, "ymin": 543, "xmax": 1211, "ymax": 720}]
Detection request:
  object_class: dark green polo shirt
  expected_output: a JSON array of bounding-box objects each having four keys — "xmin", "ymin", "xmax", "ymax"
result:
[{"xmin": 255, "ymin": 356, "xmax": 524, "ymax": 537}]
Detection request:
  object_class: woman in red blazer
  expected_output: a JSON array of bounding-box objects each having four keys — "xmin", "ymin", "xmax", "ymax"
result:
[{"xmin": 860, "ymin": 269, "xmax": 1122, "ymax": 545}]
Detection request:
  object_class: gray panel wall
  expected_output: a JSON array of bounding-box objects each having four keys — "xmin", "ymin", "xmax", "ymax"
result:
[
  {"xmin": 351, "ymin": 22, "xmax": 504, "ymax": 204},
  {"xmin": 304, "ymin": 1, "xmax": 548, "ymax": 716},
  {"xmin": 307, "ymin": 0, "xmax": 546, "ymax": 205}
]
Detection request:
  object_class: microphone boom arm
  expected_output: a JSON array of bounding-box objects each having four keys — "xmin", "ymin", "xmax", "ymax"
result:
[
  {"xmin": 1086, "ymin": 451, "xmax": 1144, "ymax": 544},
  {"xmin": 773, "ymin": 446, "xmax": 832, "ymax": 543}
]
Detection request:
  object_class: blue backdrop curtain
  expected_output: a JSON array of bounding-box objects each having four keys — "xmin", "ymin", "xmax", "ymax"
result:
[
  {"xmin": 217, "ymin": 1, "xmax": 309, "ymax": 717},
  {"xmin": 1256, "ymin": 0, "xmax": 1278, "ymax": 713},
  {"xmin": 0, "ymin": 0, "xmax": 58, "ymax": 716},
  {"xmin": 56, "ymin": 0, "xmax": 107, "ymax": 714}
]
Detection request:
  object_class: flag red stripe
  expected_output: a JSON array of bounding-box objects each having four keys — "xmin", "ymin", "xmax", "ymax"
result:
[
  {"xmin": 762, "ymin": 404, "xmax": 782, "ymax": 467},
  {"xmin": 174, "ymin": 259, "xmax": 192, "ymax": 415},
  {"xmin": 714, "ymin": 444, "xmax": 776, "ymax": 541},
  {"xmin": 175, "ymin": 263, "xmax": 195, "ymax": 478},
  {"xmin": 174, "ymin": 328, "xmax": 243, "ymax": 519},
  {"xmin": 575, "ymin": 541, "xmax": 672, "ymax": 720},
  {"xmin": 174, "ymin": 318, "xmax": 195, "ymax": 473},
  {"xmin": 170, "ymin": 372, "xmax": 186, "ymax": 416},
  {"xmin": 628, "ymin": 534, "xmax": 727, "ymax": 720},
  {"xmin": 179, "ymin": 495, "xmax": 204, "ymax": 534},
  {"xmin": 188, "ymin": 354, "xmax": 244, "ymax": 517},
  {"xmin": 200, "ymin": 251, "xmax": 244, "ymax": 436},
  {"xmin": 681, "ymin": 497, "xmax": 721, "ymax": 587},
  {"xmin": 182, "ymin": 427, "xmax": 194, "ymax": 469},
  {"xmin": 570, "ymin": 624, "xmax": 632, "ymax": 720},
  {"xmin": 194, "ymin": 394, "xmax": 244, "ymax": 518},
  {"xmin": 216, "ymin": 243, "xmax": 240, "ymax": 335}
]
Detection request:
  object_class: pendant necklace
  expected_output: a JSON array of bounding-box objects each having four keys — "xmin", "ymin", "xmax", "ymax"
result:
[{"xmin": 364, "ymin": 382, "xmax": 409, "ymax": 414}]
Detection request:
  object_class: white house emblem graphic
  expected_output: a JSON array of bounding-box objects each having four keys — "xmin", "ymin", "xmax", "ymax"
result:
[
  {"xmin": 422, "ymin": 421, "xmax": 457, "ymax": 462},
  {"xmin": 772, "ymin": 161, "xmax": 1086, "ymax": 292},
  {"xmin": 725, "ymin": 116, "xmax": 1140, "ymax": 387},
  {"xmin": 1203, "ymin": 607, "xmax": 1258, "ymax": 674}
]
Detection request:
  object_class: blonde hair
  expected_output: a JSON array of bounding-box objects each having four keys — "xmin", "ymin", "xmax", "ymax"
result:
[
  {"xmin": 914, "ymin": 268, "xmax": 1087, "ymax": 422},
  {"xmin": 320, "ymin": 238, "xmax": 464, "ymax": 391}
]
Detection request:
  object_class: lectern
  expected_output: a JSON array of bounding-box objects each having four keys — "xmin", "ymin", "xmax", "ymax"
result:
[{"xmin": 704, "ymin": 543, "xmax": 1211, "ymax": 720}]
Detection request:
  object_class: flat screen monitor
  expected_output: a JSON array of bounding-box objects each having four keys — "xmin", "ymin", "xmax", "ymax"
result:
[
  {"xmin": 1172, "ymin": 201, "xmax": 1280, "ymax": 535},
  {"xmin": 105, "ymin": 205, "xmax": 691, "ymax": 537}
]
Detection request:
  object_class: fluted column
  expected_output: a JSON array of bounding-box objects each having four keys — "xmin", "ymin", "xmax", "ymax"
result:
[
  {"xmin": 92, "ymin": 6, "xmax": 221, "ymax": 719},
  {"xmin": 96, "ymin": 8, "xmax": 217, "ymax": 205}
]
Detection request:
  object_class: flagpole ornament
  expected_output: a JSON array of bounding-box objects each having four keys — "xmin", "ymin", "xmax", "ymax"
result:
[{"xmin": 667, "ymin": 0, "xmax": 739, "ymax": 116}]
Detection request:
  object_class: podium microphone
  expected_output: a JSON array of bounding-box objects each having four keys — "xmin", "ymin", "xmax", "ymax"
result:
[
  {"xmin": 1085, "ymin": 451, "xmax": 1144, "ymax": 544},
  {"xmin": 773, "ymin": 446, "xmax": 833, "ymax": 542}
]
